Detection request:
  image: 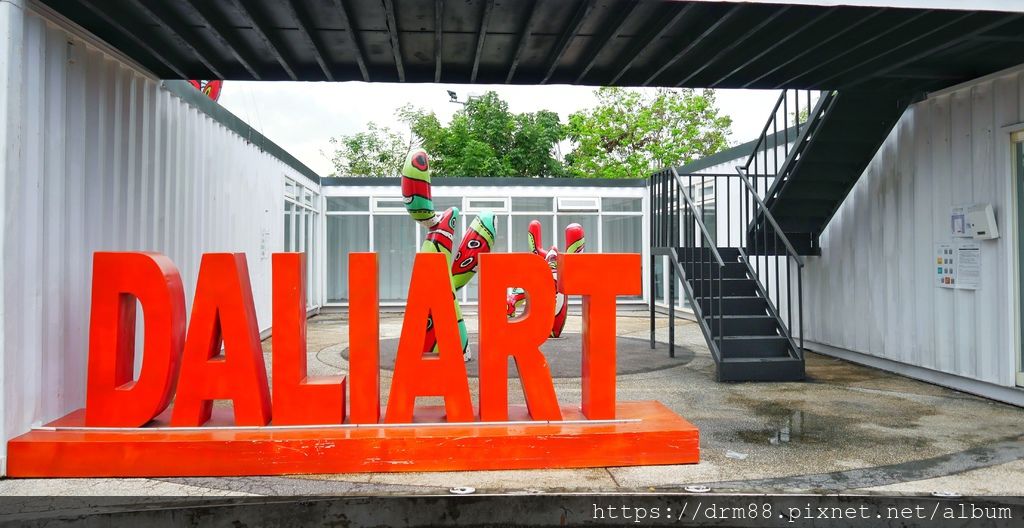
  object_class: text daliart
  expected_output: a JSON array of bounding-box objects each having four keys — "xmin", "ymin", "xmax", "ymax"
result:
[{"xmin": 85, "ymin": 250, "xmax": 641, "ymax": 427}]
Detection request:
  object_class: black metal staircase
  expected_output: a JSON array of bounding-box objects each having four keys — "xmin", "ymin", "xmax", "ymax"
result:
[
  {"xmin": 650, "ymin": 88, "xmax": 911, "ymax": 382},
  {"xmin": 744, "ymin": 90, "xmax": 912, "ymax": 255}
]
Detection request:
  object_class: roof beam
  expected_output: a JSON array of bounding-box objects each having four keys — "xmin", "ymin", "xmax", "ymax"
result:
[
  {"xmin": 75, "ymin": 0, "xmax": 188, "ymax": 78},
  {"xmin": 607, "ymin": 3, "xmax": 697, "ymax": 85},
  {"xmin": 381, "ymin": 0, "xmax": 405, "ymax": 82},
  {"xmin": 839, "ymin": 14, "xmax": 1023, "ymax": 88},
  {"xmin": 540, "ymin": 0, "xmax": 596, "ymax": 84},
  {"xmin": 674, "ymin": 7, "xmax": 789, "ymax": 87},
  {"xmin": 573, "ymin": 0, "xmax": 642, "ymax": 84},
  {"xmin": 434, "ymin": 0, "xmax": 443, "ymax": 82},
  {"xmin": 710, "ymin": 8, "xmax": 834, "ymax": 88},
  {"xmin": 741, "ymin": 9, "xmax": 886, "ymax": 89},
  {"xmin": 181, "ymin": 0, "xmax": 261, "ymax": 80},
  {"xmin": 130, "ymin": 0, "xmax": 225, "ymax": 79},
  {"xmin": 282, "ymin": 0, "xmax": 334, "ymax": 81},
  {"xmin": 776, "ymin": 10, "xmax": 933, "ymax": 88},
  {"xmin": 229, "ymin": 0, "xmax": 298, "ymax": 80},
  {"xmin": 329, "ymin": 0, "xmax": 369, "ymax": 82},
  {"xmin": 809, "ymin": 11, "xmax": 971, "ymax": 87},
  {"xmin": 471, "ymin": 0, "xmax": 495, "ymax": 83},
  {"xmin": 506, "ymin": 0, "xmax": 542, "ymax": 83},
  {"xmin": 642, "ymin": 4, "xmax": 743, "ymax": 87}
]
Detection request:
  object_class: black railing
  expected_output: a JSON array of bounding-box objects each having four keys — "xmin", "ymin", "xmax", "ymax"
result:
[
  {"xmin": 742, "ymin": 89, "xmax": 830, "ymax": 205},
  {"xmin": 649, "ymin": 167, "xmax": 724, "ymax": 361},
  {"xmin": 736, "ymin": 166, "xmax": 804, "ymax": 357}
]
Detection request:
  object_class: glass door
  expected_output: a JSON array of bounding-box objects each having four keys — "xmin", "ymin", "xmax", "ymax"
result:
[{"xmin": 1016, "ymin": 134, "xmax": 1024, "ymax": 387}]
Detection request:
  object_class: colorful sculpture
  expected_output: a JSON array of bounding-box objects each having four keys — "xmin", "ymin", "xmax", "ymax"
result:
[
  {"xmin": 188, "ymin": 80, "xmax": 223, "ymax": 102},
  {"xmin": 506, "ymin": 220, "xmax": 585, "ymax": 338},
  {"xmin": 401, "ymin": 149, "xmax": 496, "ymax": 361}
]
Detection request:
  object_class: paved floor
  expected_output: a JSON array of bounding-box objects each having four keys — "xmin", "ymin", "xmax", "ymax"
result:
[{"xmin": 2, "ymin": 309, "xmax": 1023, "ymax": 496}]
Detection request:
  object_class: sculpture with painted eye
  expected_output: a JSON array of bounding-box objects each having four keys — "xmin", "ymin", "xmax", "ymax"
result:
[
  {"xmin": 401, "ymin": 149, "xmax": 496, "ymax": 361},
  {"xmin": 188, "ymin": 80, "xmax": 223, "ymax": 102},
  {"xmin": 506, "ymin": 220, "xmax": 585, "ymax": 338}
]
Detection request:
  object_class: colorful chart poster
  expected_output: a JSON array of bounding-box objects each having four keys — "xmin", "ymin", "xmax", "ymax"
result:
[{"xmin": 935, "ymin": 243, "xmax": 956, "ymax": 288}]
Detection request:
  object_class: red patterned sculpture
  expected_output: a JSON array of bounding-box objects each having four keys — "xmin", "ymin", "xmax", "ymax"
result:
[
  {"xmin": 188, "ymin": 80, "xmax": 223, "ymax": 102},
  {"xmin": 506, "ymin": 220, "xmax": 585, "ymax": 338}
]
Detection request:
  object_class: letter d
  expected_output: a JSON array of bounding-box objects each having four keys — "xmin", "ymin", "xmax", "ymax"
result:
[{"xmin": 85, "ymin": 252, "xmax": 186, "ymax": 426}]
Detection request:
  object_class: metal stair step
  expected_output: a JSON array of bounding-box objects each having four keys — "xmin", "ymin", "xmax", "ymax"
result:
[
  {"xmin": 718, "ymin": 356, "xmax": 805, "ymax": 382},
  {"xmin": 689, "ymin": 278, "xmax": 757, "ymax": 297},
  {"xmin": 698, "ymin": 295, "xmax": 769, "ymax": 316},
  {"xmin": 703, "ymin": 314, "xmax": 780, "ymax": 337},
  {"xmin": 719, "ymin": 335, "xmax": 791, "ymax": 359},
  {"xmin": 679, "ymin": 261, "xmax": 748, "ymax": 279}
]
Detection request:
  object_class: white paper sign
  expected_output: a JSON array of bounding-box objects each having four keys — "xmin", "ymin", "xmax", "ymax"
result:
[
  {"xmin": 956, "ymin": 243, "xmax": 981, "ymax": 290},
  {"xmin": 951, "ymin": 206, "xmax": 968, "ymax": 238}
]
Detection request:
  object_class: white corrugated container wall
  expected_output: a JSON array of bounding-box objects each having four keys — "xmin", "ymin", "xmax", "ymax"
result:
[
  {"xmin": 804, "ymin": 68, "xmax": 1024, "ymax": 402},
  {"xmin": 0, "ymin": 7, "xmax": 319, "ymax": 470}
]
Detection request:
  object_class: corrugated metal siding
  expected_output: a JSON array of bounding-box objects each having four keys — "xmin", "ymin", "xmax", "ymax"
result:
[
  {"xmin": 805, "ymin": 69, "xmax": 1024, "ymax": 387},
  {"xmin": 2, "ymin": 10, "xmax": 315, "ymax": 453}
]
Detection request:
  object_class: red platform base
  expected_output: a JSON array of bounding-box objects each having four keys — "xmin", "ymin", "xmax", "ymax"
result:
[{"xmin": 6, "ymin": 401, "xmax": 698, "ymax": 477}]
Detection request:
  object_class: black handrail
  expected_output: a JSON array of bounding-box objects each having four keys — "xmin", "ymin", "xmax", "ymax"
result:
[
  {"xmin": 742, "ymin": 89, "xmax": 825, "ymax": 206},
  {"xmin": 649, "ymin": 167, "xmax": 726, "ymax": 360},
  {"xmin": 736, "ymin": 166, "xmax": 804, "ymax": 356}
]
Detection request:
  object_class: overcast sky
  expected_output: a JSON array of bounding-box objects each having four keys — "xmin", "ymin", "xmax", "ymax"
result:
[{"xmin": 218, "ymin": 82, "xmax": 782, "ymax": 177}]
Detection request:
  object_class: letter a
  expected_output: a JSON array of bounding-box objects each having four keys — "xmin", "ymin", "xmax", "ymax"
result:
[
  {"xmin": 171, "ymin": 253, "xmax": 271, "ymax": 426},
  {"xmin": 385, "ymin": 253, "xmax": 473, "ymax": 423}
]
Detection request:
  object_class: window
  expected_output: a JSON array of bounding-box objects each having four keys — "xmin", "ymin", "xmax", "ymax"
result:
[
  {"xmin": 602, "ymin": 197, "xmax": 642, "ymax": 212},
  {"xmin": 373, "ymin": 198, "xmax": 407, "ymax": 212},
  {"xmin": 326, "ymin": 216, "xmax": 369, "ymax": 302},
  {"xmin": 374, "ymin": 215, "xmax": 416, "ymax": 302},
  {"xmin": 512, "ymin": 197, "xmax": 553, "ymax": 212},
  {"xmin": 466, "ymin": 198, "xmax": 509, "ymax": 212},
  {"xmin": 1015, "ymin": 132, "xmax": 1024, "ymax": 387},
  {"xmin": 557, "ymin": 197, "xmax": 599, "ymax": 212},
  {"xmin": 432, "ymin": 196, "xmax": 462, "ymax": 212},
  {"xmin": 326, "ymin": 196, "xmax": 368, "ymax": 212}
]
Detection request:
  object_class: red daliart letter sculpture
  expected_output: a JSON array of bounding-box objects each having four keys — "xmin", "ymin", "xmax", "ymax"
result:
[
  {"xmin": 271, "ymin": 253, "xmax": 346, "ymax": 425},
  {"xmin": 384, "ymin": 253, "xmax": 474, "ymax": 423},
  {"xmin": 479, "ymin": 253, "xmax": 562, "ymax": 421},
  {"xmin": 171, "ymin": 253, "xmax": 272, "ymax": 427},
  {"xmin": 85, "ymin": 252, "xmax": 186, "ymax": 427},
  {"xmin": 348, "ymin": 252, "xmax": 381, "ymax": 424},
  {"xmin": 558, "ymin": 253, "xmax": 641, "ymax": 419}
]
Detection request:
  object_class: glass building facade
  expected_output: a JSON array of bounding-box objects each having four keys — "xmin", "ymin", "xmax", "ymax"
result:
[{"xmin": 316, "ymin": 180, "xmax": 647, "ymax": 307}]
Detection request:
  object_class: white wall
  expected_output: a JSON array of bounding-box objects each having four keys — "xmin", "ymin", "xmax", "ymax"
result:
[
  {"xmin": 0, "ymin": 7, "xmax": 318, "ymax": 470},
  {"xmin": 805, "ymin": 67, "xmax": 1024, "ymax": 394}
]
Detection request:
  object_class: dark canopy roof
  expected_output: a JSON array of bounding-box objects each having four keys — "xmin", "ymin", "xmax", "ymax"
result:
[{"xmin": 45, "ymin": 0, "xmax": 1024, "ymax": 92}]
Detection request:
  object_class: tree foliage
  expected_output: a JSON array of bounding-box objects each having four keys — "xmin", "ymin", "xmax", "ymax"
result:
[
  {"xmin": 327, "ymin": 122, "xmax": 409, "ymax": 176},
  {"xmin": 325, "ymin": 88, "xmax": 733, "ymax": 179},
  {"xmin": 399, "ymin": 92, "xmax": 567, "ymax": 177},
  {"xmin": 564, "ymin": 87, "xmax": 732, "ymax": 179}
]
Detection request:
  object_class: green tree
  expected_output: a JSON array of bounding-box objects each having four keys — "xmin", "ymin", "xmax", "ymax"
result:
[
  {"xmin": 399, "ymin": 92, "xmax": 566, "ymax": 177},
  {"xmin": 565, "ymin": 88, "xmax": 732, "ymax": 179},
  {"xmin": 326, "ymin": 122, "xmax": 410, "ymax": 176}
]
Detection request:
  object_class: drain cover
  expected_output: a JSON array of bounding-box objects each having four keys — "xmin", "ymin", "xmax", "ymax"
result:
[{"xmin": 684, "ymin": 485, "xmax": 711, "ymax": 493}]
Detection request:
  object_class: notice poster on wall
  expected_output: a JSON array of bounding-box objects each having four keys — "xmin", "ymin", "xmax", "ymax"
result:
[
  {"xmin": 956, "ymin": 243, "xmax": 981, "ymax": 290},
  {"xmin": 935, "ymin": 244, "xmax": 956, "ymax": 288},
  {"xmin": 951, "ymin": 206, "xmax": 969, "ymax": 237},
  {"xmin": 934, "ymin": 242, "xmax": 982, "ymax": 290}
]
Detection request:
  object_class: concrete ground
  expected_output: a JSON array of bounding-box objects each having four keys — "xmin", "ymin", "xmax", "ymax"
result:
[{"xmin": 2, "ymin": 309, "xmax": 1023, "ymax": 496}]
